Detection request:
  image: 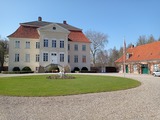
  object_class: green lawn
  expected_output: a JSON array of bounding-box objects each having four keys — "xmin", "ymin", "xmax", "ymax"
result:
[{"xmin": 0, "ymin": 75, "xmax": 141, "ymax": 97}]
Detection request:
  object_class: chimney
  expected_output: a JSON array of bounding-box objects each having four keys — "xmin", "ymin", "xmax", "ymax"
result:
[
  {"xmin": 131, "ymin": 45, "xmax": 134, "ymax": 49},
  {"xmin": 38, "ymin": 16, "xmax": 42, "ymax": 21},
  {"xmin": 63, "ymin": 20, "xmax": 67, "ymax": 24}
]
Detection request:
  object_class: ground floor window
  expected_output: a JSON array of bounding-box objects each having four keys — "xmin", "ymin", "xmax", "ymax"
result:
[
  {"xmin": 15, "ymin": 54, "xmax": 19, "ymax": 62},
  {"xmin": 36, "ymin": 54, "xmax": 40, "ymax": 62},
  {"xmin": 60, "ymin": 54, "xmax": 64, "ymax": 62},
  {"xmin": 154, "ymin": 64, "xmax": 159, "ymax": 71},
  {"xmin": 43, "ymin": 53, "xmax": 48, "ymax": 62},
  {"xmin": 74, "ymin": 55, "xmax": 78, "ymax": 63},
  {"xmin": 133, "ymin": 64, "xmax": 137, "ymax": 72}
]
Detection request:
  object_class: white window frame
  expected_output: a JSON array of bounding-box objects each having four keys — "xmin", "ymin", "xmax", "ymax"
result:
[
  {"xmin": 43, "ymin": 53, "xmax": 48, "ymax": 62},
  {"xmin": 74, "ymin": 44, "xmax": 78, "ymax": 51},
  {"xmin": 52, "ymin": 40, "xmax": 56, "ymax": 48},
  {"xmin": 60, "ymin": 53, "xmax": 64, "ymax": 62},
  {"xmin": 74, "ymin": 55, "xmax": 78, "ymax": 63},
  {"xmin": 36, "ymin": 54, "xmax": 40, "ymax": 62},
  {"xmin": 26, "ymin": 41, "xmax": 30, "ymax": 49},
  {"xmin": 36, "ymin": 42, "xmax": 40, "ymax": 49},
  {"xmin": 82, "ymin": 55, "xmax": 86, "ymax": 63},
  {"xmin": 15, "ymin": 41, "xmax": 20, "ymax": 48},
  {"xmin": 43, "ymin": 39, "xmax": 48, "ymax": 47},
  {"xmin": 82, "ymin": 45, "xmax": 86, "ymax": 51},
  {"xmin": 60, "ymin": 41, "xmax": 64, "ymax": 48},
  {"xmin": 15, "ymin": 53, "xmax": 19, "ymax": 62},
  {"xmin": 68, "ymin": 55, "xmax": 70, "ymax": 63},
  {"xmin": 25, "ymin": 54, "xmax": 30, "ymax": 62}
]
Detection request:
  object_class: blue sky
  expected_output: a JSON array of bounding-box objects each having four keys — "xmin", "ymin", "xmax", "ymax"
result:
[{"xmin": 1, "ymin": 0, "xmax": 160, "ymax": 50}]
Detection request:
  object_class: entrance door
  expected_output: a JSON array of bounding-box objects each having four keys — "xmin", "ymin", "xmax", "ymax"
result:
[
  {"xmin": 50, "ymin": 53, "xmax": 57, "ymax": 64},
  {"xmin": 141, "ymin": 64, "xmax": 148, "ymax": 74},
  {"xmin": 126, "ymin": 65, "xmax": 129, "ymax": 73}
]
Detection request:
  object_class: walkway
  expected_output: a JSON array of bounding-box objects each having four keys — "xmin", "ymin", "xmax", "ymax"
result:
[{"xmin": 0, "ymin": 73, "xmax": 160, "ymax": 120}]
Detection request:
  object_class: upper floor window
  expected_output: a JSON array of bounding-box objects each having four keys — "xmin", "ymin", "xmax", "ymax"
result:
[
  {"xmin": 36, "ymin": 54, "xmax": 40, "ymax": 62},
  {"xmin": 74, "ymin": 44, "xmax": 78, "ymax": 51},
  {"xmin": 43, "ymin": 39, "xmax": 48, "ymax": 47},
  {"xmin": 25, "ymin": 54, "xmax": 30, "ymax": 62},
  {"xmin": 82, "ymin": 45, "xmax": 86, "ymax": 51},
  {"xmin": 36, "ymin": 42, "xmax": 40, "ymax": 49},
  {"xmin": 60, "ymin": 41, "xmax": 64, "ymax": 48},
  {"xmin": 68, "ymin": 44, "xmax": 70, "ymax": 50},
  {"xmin": 52, "ymin": 40, "xmax": 56, "ymax": 48},
  {"xmin": 15, "ymin": 41, "xmax": 20, "ymax": 48},
  {"xmin": 26, "ymin": 41, "xmax": 30, "ymax": 49},
  {"xmin": 74, "ymin": 55, "xmax": 78, "ymax": 63},
  {"xmin": 60, "ymin": 54, "xmax": 64, "ymax": 62},
  {"xmin": 43, "ymin": 53, "xmax": 48, "ymax": 62},
  {"xmin": 15, "ymin": 53, "xmax": 19, "ymax": 62}
]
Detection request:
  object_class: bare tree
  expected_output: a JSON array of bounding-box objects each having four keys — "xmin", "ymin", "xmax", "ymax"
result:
[
  {"xmin": 96, "ymin": 50, "xmax": 109, "ymax": 66},
  {"xmin": 85, "ymin": 30, "xmax": 108, "ymax": 66},
  {"xmin": 136, "ymin": 35, "xmax": 156, "ymax": 46},
  {"xmin": 0, "ymin": 39, "xmax": 8, "ymax": 71},
  {"xmin": 136, "ymin": 35, "xmax": 147, "ymax": 46}
]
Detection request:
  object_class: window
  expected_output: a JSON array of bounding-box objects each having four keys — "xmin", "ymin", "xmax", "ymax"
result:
[
  {"xmin": 43, "ymin": 39, "xmax": 48, "ymax": 47},
  {"xmin": 15, "ymin": 54, "xmax": 19, "ymax": 62},
  {"xmin": 133, "ymin": 65, "xmax": 137, "ymax": 72},
  {"xmin": 82, "ymin": 45, "xmax": 86, "ymax": 51},
  {"xmin": 74, "ymin": 55, "xmax": 78, "ymax": 63},
  {"xmin": 82, "ymin": 55, "xmax": 86, "ymax": 63},
  {"xmin": 154, "ymin": 64, "xmax": 159, "ymax": 71},
  {"xmin": 52, "ymin": 40, "xmax": 56, "ymax": 48},
  {"xmin": 68, "ymin": 55, "xmax": 70, "ymax": 63},
  {"xmin": 15, "ymin": 41, "xmax": 20, "ymax": 48},
  {"xmin": 68, "ymin": 44, "xmax": 70, "ymax": 50},
  {"xmin": 60, "ymin": 41, "xmax": 64, "ymax": 48},
  {"xmin": 36, "ymin": 54, "xmax": 40, "ymax": 62},
  {"xmin": 26, "ymin": 41, "xmax": 30, "ymax": 48},
  {"xmin": 43, "ymin": 53, "xmax": 48, "ymax": 61},
  {"xmin": 25, "ymin": 54, "xmax": 30, "ymax": 62},
  {"xmin": 60, "ymin": 54, "xmax": 64, "ymax": 62},
  {"xmin": 74, "ymin": 44, "xmax": 78, "ymax": 51},
  {"xmin": 36, "ymin": 42, "xmax": 40, "ymax": 49}
]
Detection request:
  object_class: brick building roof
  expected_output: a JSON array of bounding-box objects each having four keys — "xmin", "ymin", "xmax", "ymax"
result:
[
  {"xmin": 115, "ymin": 41, "xmax": 160, "ymax": 63},
  {"xmin": 8, "ymin": 18, "xmax": 90, "ymax": 43}
]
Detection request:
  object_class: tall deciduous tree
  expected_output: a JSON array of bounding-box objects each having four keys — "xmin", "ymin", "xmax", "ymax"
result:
[
  {"xmin": 96, "ymin": 50, "xmax": 109, "ymax": 66},
  {"xmin": 85, "ymin": 30, "xmax": 108, "ymax": 66},
  {"xmin": 0, "ymin": 39, "xmax": 8, "ymax": 71}
]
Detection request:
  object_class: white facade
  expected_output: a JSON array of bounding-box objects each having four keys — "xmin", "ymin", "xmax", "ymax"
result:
[{"xmin": 8, "ymin": 23, "xmax": 91, "ymax": 72}]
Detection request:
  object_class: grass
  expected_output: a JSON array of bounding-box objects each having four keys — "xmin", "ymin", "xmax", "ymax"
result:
[{"xmin": 0, "ymin": 75, "xmax": 141, "ymax": 97}]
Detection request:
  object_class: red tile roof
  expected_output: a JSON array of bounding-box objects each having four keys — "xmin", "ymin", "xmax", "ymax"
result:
[
  {"xmin": 8, "ymin": 25, "xmax": 39, "ymax": 39},
  {"xmin": 68, "ymin": 31, "xmax": 91, "ymax": 43},
  {"xmin": 8, "ymin": 21, "xmax": 90, "ymax": 43},
  {"xmin": 115, "ymin": 41, "xmax": 160, "ymax": 63}
]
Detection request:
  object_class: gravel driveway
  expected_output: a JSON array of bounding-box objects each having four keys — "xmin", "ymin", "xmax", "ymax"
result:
[{"xmin": 0, "ymin": 73, "xmax": 160, "ymax": 120}]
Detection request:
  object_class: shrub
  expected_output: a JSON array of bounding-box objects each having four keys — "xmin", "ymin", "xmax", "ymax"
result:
[
  {"xmin": 81, "ymin": 67, "xmax": 88, "ymax": 73},
  {"xmin": 22, "ymin": 66, "xmax": 32, "ymax": 71},
  {"xmin": 12, "ymin": 67, "xmax": 20, "ymax": 71},
  {"xmin": 48, "ymin": 66, "xmax": 59, "ymax": 72},
  {"xmin": 64, "ymin": 65, "xmax": 71, "ymax": 73},
  {"xmin": 73, "ymin": 67, "xmax": 80, "ymax": 72}
]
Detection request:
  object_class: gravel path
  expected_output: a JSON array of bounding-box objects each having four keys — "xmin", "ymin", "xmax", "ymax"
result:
[{"xmin": 0, "ymin": 73, "xmax": 160, "ymax": 120}]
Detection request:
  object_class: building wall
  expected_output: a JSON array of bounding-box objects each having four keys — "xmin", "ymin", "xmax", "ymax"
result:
[
  {"xmin": 8, "ymin": 24, "xmax": 91, "ymax": 72},
  {"xmin": 38, "ymin": 28, "xmax": 69, "ymax": 69},
  {"xmin": 8, "ymin": 37, "xmax": 40, "ymax": 71},
  {"xmin": 117, "ymin": 61, "xmax": 160, "ymax": 74},
  {"xmin": 68, "ymin": 41, "xmax": 90, "ymax": 71}
]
